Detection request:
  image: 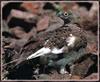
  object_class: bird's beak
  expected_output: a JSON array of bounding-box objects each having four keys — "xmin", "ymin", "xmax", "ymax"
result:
[{"xmin": 27, "ymin": 47, "xmax": 51, "ymax": 60}]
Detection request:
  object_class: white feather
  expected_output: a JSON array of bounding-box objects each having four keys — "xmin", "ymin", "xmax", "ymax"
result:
[
  {"xmin": 27, "ymin": 47, "xmax": 51, "ymax": 60},
  {"xmin": 66, "ymin": 34, "xmax": 76, "ymax": 47},
  {"xmin": 27, "ymin": 47, "xmax": 66, "ymax": 60},
  {"xmin": 60, "ymin": 67, "xmax": 68, "ymax": 74},
  {"xmin": 51, "ymin": 47, "xmax": 64, "ymax": 54}
]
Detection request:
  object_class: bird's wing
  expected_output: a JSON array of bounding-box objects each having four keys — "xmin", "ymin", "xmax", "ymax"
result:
[{"xmin": 27, "ymin": 47, "xmax": 51, "ymax": 60}]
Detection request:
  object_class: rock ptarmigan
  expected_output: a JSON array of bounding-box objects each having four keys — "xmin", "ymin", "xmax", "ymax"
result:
[
  {"xmin": 26, "ymin": 11, "xmax": 87, "ymax": 74},
  {"xmin": 27, "ymin": 24, "xmax": 87, "ymax": 60}
]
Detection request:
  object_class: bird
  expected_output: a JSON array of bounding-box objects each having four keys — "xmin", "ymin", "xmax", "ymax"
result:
[
  {"xmin": 45, "ymin": 10, "xmax": 79, "ymax": 32},
  {"xmin": 57, "ymin": 10, "xmax": 73, "ymax": 24},
  {"xmin": 57, "ymin": 10, "xmax": 80, "ymax": 24},
  {"xmin": 26, "ymin": 23, "xmax": 87, "ymax": 74}
]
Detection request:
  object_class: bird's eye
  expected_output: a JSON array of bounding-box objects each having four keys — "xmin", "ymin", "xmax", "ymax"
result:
[{"xmin": 64, "ymin": 12, "xmax": 68, "ymax": 16}]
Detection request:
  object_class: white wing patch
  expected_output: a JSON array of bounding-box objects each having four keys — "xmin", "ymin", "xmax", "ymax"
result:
[
  {"xmin": 52, "ymin": 47, "xmax": 64, "ymax": 54},
  {"xmin": 27, "ymin": 47, "xmax": 65, "ymax": 60},
  {"xmin": 27, "ymin": 34, "xmax": 77, "ymax": 60},
  {"xmin": 66, "ymin": 34, "xmax": 76, "ymax": 47},
  {"xmin": 27, "ymin": 47, "xmax": 51, "ymax": 60},
  {"xmin": 60, "ymin": 67, "xmax": 68, "ymax": 74}
]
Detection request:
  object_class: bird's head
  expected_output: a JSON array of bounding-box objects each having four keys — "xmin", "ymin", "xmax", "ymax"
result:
[
  {"xmin": 57, "ymin": 10, "xmax": 80, "ymax": 24},
  {"xmin": 57, "ymin": 10, "xmax": 73, "ymax": 24}
]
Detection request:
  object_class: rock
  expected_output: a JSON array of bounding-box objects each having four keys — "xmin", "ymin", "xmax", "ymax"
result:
[
  {"xmin": 2, "ymin": 20, "xmax": 10, "ymax": 33},
  {"xmin": 70, "ymin": 54, "xmax": 95, "ymax": 79},
  {"xmin": 7, "ymin": 9, "xmax": 37, "ymax": 23},
  {"xmin": 84, "ymin": 73, "xmax": 98, "ymax": 80},
  {"xmin": 37, "ymin": 16, "xmax": 49, "ymax": 32},
  {"xmin": 86, "ymin": 43, "xmax": 97, "ymax": 54},
  {"xmin": 21, "ymin": 2, "xmax": 41, "ymax": 14},
  {"xmin": 70, "ymin": 75, "xmax": 81, "ymax": 79},
  {"xmin": 38, "ymin": 74, "xmax": 50, "ymax": 80},
  {"xmin": 10, "ymin": 26, "xmax": 27, "ymax": 39},
  {"xmin": 89, "ymin": 2, "xmax": 99, "ymax": 18}
]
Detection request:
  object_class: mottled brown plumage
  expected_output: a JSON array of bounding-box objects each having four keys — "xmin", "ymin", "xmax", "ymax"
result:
[{"xmin": 43, "ymin": 24, "xmax": 87, "ymax": 50}]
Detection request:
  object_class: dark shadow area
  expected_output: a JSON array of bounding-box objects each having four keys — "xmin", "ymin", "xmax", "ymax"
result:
[
  {"xmin": 77, "ymin": 2, "xmax": 92, "ymax": 10},
  {"xmin": 2, "ymin": 2, "xmax": 26, "ymax": 20},
  {"xmin": 43, "ymin": 2, "xmax": 56, "ymax": 11},
  {"xmin": 8, "ymin": 17, "xmax": 36, "ymax": 32},
  {"xmin": 7, "ymin": 63, "xmax": 34, "ymax": 79},
  {"xmin": 85, "ymin": 55, "xmax": 98, "ymax": 77},
  {"xmin": 2, "ymin": 31, "xmax": 19, "ymax": 39}
]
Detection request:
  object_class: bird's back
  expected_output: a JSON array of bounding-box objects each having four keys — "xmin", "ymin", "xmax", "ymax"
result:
[{"xmin": 44, "ymin": 24, "xmax": 87, "ymax": 50}]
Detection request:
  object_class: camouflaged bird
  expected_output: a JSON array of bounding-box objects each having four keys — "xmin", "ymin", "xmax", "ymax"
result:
[
  {"xmin": 27, "ymin": 25, "xmax": 87, "ymax": 74},
  {"xmin": 57, "ymin": 10, "xmax": 79, "ymax": 24},
  {"xmin": 26, "ymin": 11, "xmax": 87, "ymax": 74},
  {"xmin": 45, "ymin": 10, "xmax": 80, "ymax": 32}
]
